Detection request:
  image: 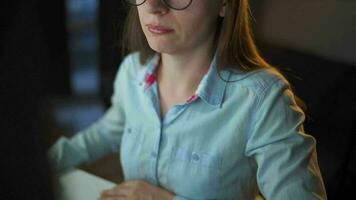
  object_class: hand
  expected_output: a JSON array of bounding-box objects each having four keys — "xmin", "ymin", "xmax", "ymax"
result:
[{"xmin": 99, "ymin": 180, "xmax": 174, "ymax": 200}]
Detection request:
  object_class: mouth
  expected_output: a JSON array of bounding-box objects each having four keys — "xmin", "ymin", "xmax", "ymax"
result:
[{"xmin": 146, "ymin": 24, "xmax": 174, "ymax": 35}]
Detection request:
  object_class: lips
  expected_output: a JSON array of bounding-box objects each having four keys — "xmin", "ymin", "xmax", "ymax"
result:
[{"xmin": 146, "ymin": 24, "xmax": 174, "ymax": 35}]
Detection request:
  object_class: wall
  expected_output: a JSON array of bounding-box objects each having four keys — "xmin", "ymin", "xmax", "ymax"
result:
[{"xmin": 252, "ymin": 0, "xmax": 356, "ymax": 66}]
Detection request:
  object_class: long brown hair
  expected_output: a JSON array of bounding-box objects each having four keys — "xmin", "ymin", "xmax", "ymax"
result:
[{"xmin": 121, "ymin": 0, "xmax": 307, "ymax": 112}]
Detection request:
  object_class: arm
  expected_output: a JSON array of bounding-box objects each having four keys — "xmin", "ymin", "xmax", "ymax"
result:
[
  {"xmin": 47, "ymin": 56, "xmax": 130, "ymax": 173},
  {"xmin": 245, "ymin": 78, "xmax": 327, "ymax": 199},
  {"xmin": 47, "ymin": 106, "xmax": 124, "ymax": 172},
  {"xmin": 173, "ymin": 196, "xmax": 193, "ymax": 200}
]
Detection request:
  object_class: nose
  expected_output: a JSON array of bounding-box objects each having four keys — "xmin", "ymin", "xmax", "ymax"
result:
[{"xmin": 144, "ymin": 0, "xmax": 169, "ymax": 15}]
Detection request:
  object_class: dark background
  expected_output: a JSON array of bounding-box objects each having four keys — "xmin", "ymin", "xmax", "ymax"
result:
[{"xmin": 1, "ymin": 0, "xmax": 355, "ymax": 199}]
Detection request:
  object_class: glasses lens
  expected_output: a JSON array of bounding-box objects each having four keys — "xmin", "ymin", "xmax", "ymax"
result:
[
  {"xmin": 164, "ymin": 0, "xmax": 192, "ymax": 10},
  {"xmin": 125, "ymin": 0, "xmax": 145, "ymax": 6}
]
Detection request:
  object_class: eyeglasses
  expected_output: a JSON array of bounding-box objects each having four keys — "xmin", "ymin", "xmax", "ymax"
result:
[{"xmin": 124, "ymin": 0, "xmax": 193, "ymax": 11}]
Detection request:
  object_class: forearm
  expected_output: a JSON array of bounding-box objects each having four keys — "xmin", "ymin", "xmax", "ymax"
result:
[{"xmin": 48, "ymin": 124, "xmax": 117, "ymax": 172}]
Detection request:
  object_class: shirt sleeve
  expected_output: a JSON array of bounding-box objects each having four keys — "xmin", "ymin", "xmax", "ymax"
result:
[
  {"xmin": 245, "ymin": 78, "xmax": 327, "ymax": 200},
  {"xmin": 173, "ymin": 195, "xmax": 191, "ymax": 200},
  {"xmin": 47, "ymin": 56, "xmax": 130, "ymax": 173}
]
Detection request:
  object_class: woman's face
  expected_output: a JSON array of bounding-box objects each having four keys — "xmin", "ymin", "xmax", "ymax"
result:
[{"xmin": 137, "ymin": 0, "xmax": 225, "ymax": 55}]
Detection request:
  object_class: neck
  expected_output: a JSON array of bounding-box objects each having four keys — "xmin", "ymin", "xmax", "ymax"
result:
[{"xmin": 157, "ymin": 40, "xmax": 215, "ymax": 96}]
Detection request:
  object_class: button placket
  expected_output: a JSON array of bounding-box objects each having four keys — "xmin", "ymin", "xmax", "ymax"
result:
[
  {"xmin": 149, "ymin": 127, "xmax": 162, "ymax": 183},
  {"xmin": 151, "ymin": 151, "xmax": 157, "ymax": 158}
]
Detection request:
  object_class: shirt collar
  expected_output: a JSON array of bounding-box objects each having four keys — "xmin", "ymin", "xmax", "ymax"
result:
[
  {"xmin": 139, "ymin": 53, "xmax": 231, "ymax": 108},
  {"xmin": 196, "ymin": 54, "xmax": 230, "ymax": 107},
  {"xmin": 137, "ymin": 53, "xmax": 160, "ymax": 84}
]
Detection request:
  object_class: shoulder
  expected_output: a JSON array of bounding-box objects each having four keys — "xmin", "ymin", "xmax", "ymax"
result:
[
  {"xmin": 227, "ymin": 67, "xmax": 290, "ymax": 97},
  {"xmin": 114, "ymin": 52, "xmax": 148, "ymax": 83},
  {"xmin": 118, "ymin": 52, "xmax": 143, "ymax": 75}
]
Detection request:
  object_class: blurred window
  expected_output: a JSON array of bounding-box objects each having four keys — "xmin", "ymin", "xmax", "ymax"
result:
[{"xmin": 66, "ymin": 0, "xmax": 99, "ymax": 95}]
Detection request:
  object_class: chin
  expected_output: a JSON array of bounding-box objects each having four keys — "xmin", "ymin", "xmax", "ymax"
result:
[{"xmin": 147, "ymin": 40, "xmax": 177, "ymax": 54}]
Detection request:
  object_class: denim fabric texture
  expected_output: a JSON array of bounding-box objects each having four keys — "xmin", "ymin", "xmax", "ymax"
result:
[{"xmin": 48, "ymin": 52, "xmax": 327, "ymax": 199}]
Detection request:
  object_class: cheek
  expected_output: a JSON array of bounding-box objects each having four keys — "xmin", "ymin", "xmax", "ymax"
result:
[
  {"xmin": 137, "ymin": 9, "xmax": 145, "ymax": 31},
  {"xmin": 178, "ymin": 15, "xmax": 216, "ymax": 44},
  {"xmin": 174, "ymin": 14, "xmax": 202, "ymax": 40}
]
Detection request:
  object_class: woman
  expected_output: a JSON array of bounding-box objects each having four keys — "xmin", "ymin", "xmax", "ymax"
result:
[{"xmin": 48, "ymin": 0, "xmax": 327, "ymax": 199}]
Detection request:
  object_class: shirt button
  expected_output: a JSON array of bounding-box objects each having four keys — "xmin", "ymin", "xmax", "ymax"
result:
[
  {"xmin": 192, "ymin": 153, "xmax": 200, "ymax": 161},
  {"xmin": 127, "ymin": 128, "xmax": 132, "ymax": 133},
  {"xmin": 151, "ymin": 151, "xmax": 157, "ymax": 158}
]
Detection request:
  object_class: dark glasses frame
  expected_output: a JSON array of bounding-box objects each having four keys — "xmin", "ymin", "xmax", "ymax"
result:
[{"xmin": 124, "ymin": 0, "xmax": 193, "ymax": 11}]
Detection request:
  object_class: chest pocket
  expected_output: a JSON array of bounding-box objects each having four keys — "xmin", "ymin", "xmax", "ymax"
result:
[
  {"xmin": 167, "ymin": 147, "xmax": 221, "ymax": 198},
  {"xmin": 120, "ymin": 124, "xmax": 144, "ymax": 180}
]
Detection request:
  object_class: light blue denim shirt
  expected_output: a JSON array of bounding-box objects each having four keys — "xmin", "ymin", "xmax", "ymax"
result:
[{"xmin": 48, "ymin": 52, "xmax": 327, "ymax": 199}]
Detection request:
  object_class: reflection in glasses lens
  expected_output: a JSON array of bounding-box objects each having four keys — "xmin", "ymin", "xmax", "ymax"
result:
[{"xmin": 125, "ymin": 0, "xmax": 193, "ymax": 11}]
